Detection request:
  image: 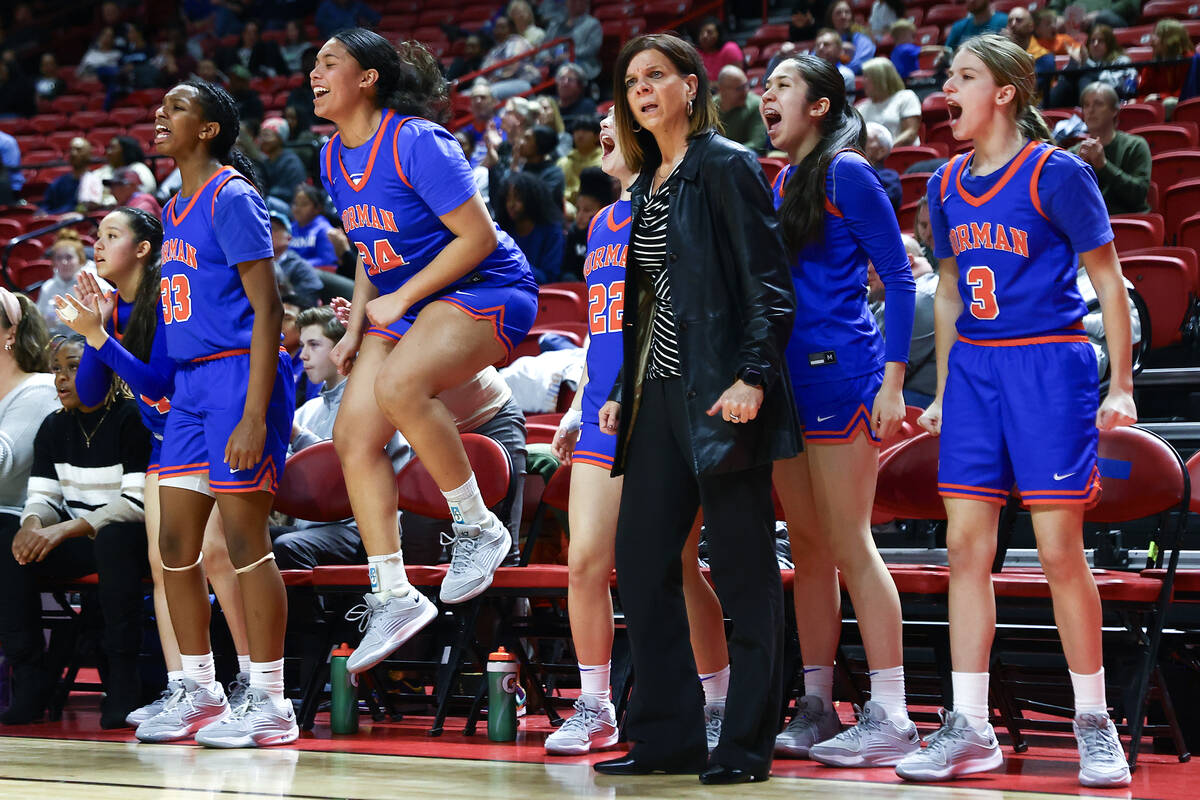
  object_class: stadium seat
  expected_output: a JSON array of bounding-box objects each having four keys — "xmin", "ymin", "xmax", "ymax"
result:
[
  {"xmin": 1173, "ymin": 96, "xmax": 1200, "ymax": 127},
  {"xmin": 1119, "ymin": 102, "xmax": 1165, "ymax": 129},
  {"xmin": 1114, "ymin": 25, "xmax": 1155, "ymax": 48},
  {"xmin": 107, "ymin": 108, "xmax": 145, "ymax": 127},
  {"xmin": 921, "ymin": 92, "xmax": 949, "ymax": 126},
  {"xmin": 886, "ymin": 145, "xmax": 945, "ymax": 173},
  {"xmin": 273, "ymin": 441, "xmax": 352, "ymax": 522},
  {"xmin": 29, "ymin": 114, "xmax": 68, "ymax": 135},
  {"xmin": 1110, "ymin": 212, "xmax": 1165, "ymax": 251},
  {"xmin": 1127, "ymin": 123, "xmax": 1199, "ymax": 151},
  {"xmin": 923, "ymin": 4, "xmax": 964, "ymax": 28},
  {"xmin": 1119, "ymin": 253, "xmax": 1192, "ymax": 347},
  {"xmin": 758, "ymin": 156, "xmax": 787, "ymax": 184},
  {"xmin": 1140, "ymin": 0, "xmax": 1200, "ymax": 23},
  {"xmin": 897, "ymin": 199, "xmax": 919, "ymax": 231},
  {"xmin": 1123, "ymin": 246, "xmax": 1200, "ymax": 295},
  {"xmin": 1163, "ymin": 178, "xmax": 1200, "ymax": 242},
  {"xmin": 535, "ymin": 286, "xmax": 587, "ymax": 327},
  {"xmin": 1152, "ymin": 149, "xmax": 1200, "ymax": 192},
  {"xmin": 914, "ymin": 26, "xmax": 941, "ymax": 46},
  {"xmin": 900, "ymin": 172, "xmax": 933, "ymax": 205},
  {"xmin": 747, "ymin": 23, "xmax": 789, "ymax": 47}
]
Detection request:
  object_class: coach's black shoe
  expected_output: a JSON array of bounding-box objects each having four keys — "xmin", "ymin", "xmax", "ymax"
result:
[
  {"xmin": 594, "ymin": 750, "xmax": 707, "ymax": 776},
  {"xmin": 699, "ymin": 763, "xmax": 770, "ymax": 785}
]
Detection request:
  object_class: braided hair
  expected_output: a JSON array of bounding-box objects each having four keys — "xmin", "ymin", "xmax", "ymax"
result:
[{"xmin": 180, "ymin": 78, "xmax": 263, "ymax": 192}]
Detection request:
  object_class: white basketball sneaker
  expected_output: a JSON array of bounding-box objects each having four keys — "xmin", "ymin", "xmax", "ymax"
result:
[
  {"xmin": 808, "ymin": 700, "xmax": 920, "ymax": 767},
  {"xmin": 195, "ymin": 687, "xmax": 299, "ymax": 748},
  {"xmin": 544, "ymin": 697, "xmax": 619, "ymax": 755},
  {"xmin": 895, "ymin": 708, "xmax": 1005, "ymax": 781},
  {"xmin": 1074, "ymin": 712, "xmax": 1131, "ymax": 788},
  {"xmin": 126, "ymin": 679, "xmax": 184, "ymax": 727},
  {"xmin": 135, "ymin": 678, "xmax": 230, "ymax": 743},
  {"xmin": 439, "ymin": 512, "xmax": 511, "ymax": 604},
  {"xmin": 344, "ymin": 589, "xmax": 438, "ymax": 674},
  {"xmin": 775, "ymin": 695, "xmax": 843, "ymax": 758}
]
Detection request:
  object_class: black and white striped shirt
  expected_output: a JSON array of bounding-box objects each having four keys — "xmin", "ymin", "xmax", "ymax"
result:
[{"xmin": 635, "ymin": 176, "xmax": 682, "ymax": 380}]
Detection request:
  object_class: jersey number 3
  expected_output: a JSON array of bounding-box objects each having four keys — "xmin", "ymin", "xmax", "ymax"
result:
[
  {"xmin": 966, "ymin": 266, "xmax": 999, "ymax": 320},
  {"xmin": 588, "ymin": 280, "xmax": 625, "ymax": 335},
  {"xmin": 160, "ymin": 274, "xmax": 192, "ymax": 324}
]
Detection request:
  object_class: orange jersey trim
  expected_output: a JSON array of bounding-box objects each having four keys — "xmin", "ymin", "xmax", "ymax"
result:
[
  {"xmin": 937, "ymin": 481, "xmax": 1010, "ymax": 497},
  {"xmin": 572, "ymin": 456, "xmax": 615, "ymax": 469},
  {"xmin": 606, "ymin": 202, "xmax": 631, "ymax": 232},
  {"xmin": 957, "ymin": 322, "xmax": 1087, "ymax": 348},
  {"xmin": 939, "ymin": 490, "xmax": 1008, "ymax": 505},
  {"xmin": 211, "ymin": 171, "xmax": 253, "ymax": 217},
  {"xmin": 437, "ymin": 296, "xmax": 514, "ymax": 354},
  {"xmin": 335, "ymin": 109, "xmax": 394, "ymax": 193},
  {"xmin": 1028, "ymin": 144, "xmax": 1058, "ymax": 221},
  {"xmin": 953, "ymin": 141, "xmax": 1038, "ymax": 208},
  {"xmin": 390, "ymin": 115, "xmax": 417, "ymax": 189},
  {"xmin": 168, "ymin": 167, "xmax": 230, "ymax": 226}
]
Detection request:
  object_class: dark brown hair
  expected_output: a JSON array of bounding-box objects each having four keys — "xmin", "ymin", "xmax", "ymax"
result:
[{"xmin": 611, "ymin": 34, "xmax": 720, "ymax": 174}]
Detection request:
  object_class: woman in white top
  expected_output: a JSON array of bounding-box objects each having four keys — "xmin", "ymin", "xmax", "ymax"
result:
[
  {"xmin": 857, "ymin": 57, "xmax": 921, "ymax": 147},
  {"xmin": 868, "ymin": 0, "xmax": 906, "ymax": 40},
  {"xmin": 509, "ymin": 0, "xmax": 546, "ymax": 47}
]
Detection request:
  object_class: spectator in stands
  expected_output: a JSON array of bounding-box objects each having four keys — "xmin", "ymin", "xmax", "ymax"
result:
[
  {"xmin": 103, "ymin": 167, "xmax": 162, "ymax": 217},
  {"xmin": 0, "ymin": 335, "xmax": 150, "ymax": 729},
  {"xmin": 152, "ymin": 29, "xmax": 199, "ymax": 90},
  {"xmin": 1032, "ymin": 8, "xmax": 1073, "ymax": 55},
  {"xmin": 286, "ymin": 47, "xmax": 321, "ymax": 128},
  {"xmin": 888, "ymin": 19, "xmax": 920, "ymax": 78},
  {"xmin": 119, "ymin": 25, "xmax": 161, "ymax": 90},
  {"xmin": 913, "ymin": 193, "xmax": 937, "ymax": 268},
  {"xmin": 1048, "ymin": 0, "xmax": 1138, "ymax": 30},
  {"xmin": 1140, "ymin": 18, "xmax": 1193, "ymax": 111},
  {"xmin": 256, "ymin": 117, "xmax": 307, "ymax": 210},
  {"xmin": 194, "ymin": 58, "xmax": 227, "ymax": 87},
  {"xmin": 1049, "ymin": 23, "xmax": 1137, "ymax": 108},
  {"xmin": 859, "ymin": 57, "xmax": 921, "ymax": 146},
  {"xmin": 870, "ymin": 235, "xmax": 937, "ymax": 407},
  {"xmin": 538, "ymin": 0, "xmax": 568, "ymax": 28},
  {"xmin": 559, "ymin": 115, "xmax": 602, "ymax": 206},
  {"xmin": 40, "ymin": 138, "xmax": 92, "ymax": 214},
  {"xmin": 1005, "ymin": 8, "xmax": 1057, "ymax": 99},
  {"xmin": 77, "ymin": 27, "xmax": 123, "ymax": 80},
  {"xmin": 269, "ymin": 212, "xmax": 323, "ymax": 308},
  {"xmin": 814, "ymin": 28, "xmax": 856, "ymax": 97},
  {"xmin": 544, "ymin": 0, "xmax": 603, "ymax": 82},
  {"xmin": 482, "ymin": 15, "xmax": 542, "ymax": 100},
  {"xmin": 1069, "ymin": 83, "xmax": 1151, "ymax": 216},
  {"xmin": 279, "ymin": 20, "xmax": 309, "ymax": 75},
  {"xmin": 219, "ymin": 20, "xmax": 289, "ymax": 78},
  {"xmin": 78, "ymin": 136, "xmax": 155, "ymax": 209},
  {"xmin": 501, "ymin": 171, "xmax": 564, "ymax": 284},
  {"xmin": 561, "ymin": 165, "xmax": 615, "ymax": 280},
  {"xmin": 716, "ymin": 65, "xmax": 768, "ymax": 156},
  {"xmin": 455, "ymin": 130, "xmax": 492, "ymax": 207},
  {"xmin": 33, "ymin": 53, "xmax": 64, "ymax": 104},
  {"xmin": 510, "ymin": 0, "xmax": 546, "ymax": 48},
  {"xmin": 35, "ymin": 232, "xmax": 94, "ymax": 333},
  {"xmin": 868, "ymin": 0, "xmax": 906, "ymax": 40},
  {"xmin": 0, "ymin": 130, "xmax": 21, "ymax": 202},
  {"xmin": 290, "ymin": 184, "xmax": 338, "ymax": 272},
  {"xmin": 865, "ymin": 121, "xmax": 902, "ymax": 209},
  {"xmin": 789, "ymin": 0, "xmax": 830, "ymax": 43},
  {"xmin": 697, "ymin": 17, "xmax": 745, "ymax": 82},
  {"xmin": 0, "ymin": 291, "xmax": 55, "ymax": 726},
  {"xmin": 463, "ymin": 81, "xmax": 502, "ymax": 168},
  {"xmin": 0, "ymin": 59, "xmax": 34, "ymax": 119},
  {"xmin": 944, "ymin": 0, "xmax": 1008, "ymax": 52},
  {"xmin": 315, "ymin": 0, "xmax": 381, "ymax": 40},
  {"xmin": 518, "ymin": 125, "xmax": 566, "ymax": 207},
  {"xmin": 96, "ymin": 0, "xmax": 131, "ymax": 49},
  {"xmin": 446, "ymin": 34, "xmax": 486, "ymax": 82},
  {"xmin": 554, "ymin": 62, "xmax": 597, "ymax": 124},
  {"xmin": 828, "ymin": 0, "xmax": 875, "ymax": 74},
  {"xmin": 227, "ymin": 64, "xmax": 265, "ymax": 126}
]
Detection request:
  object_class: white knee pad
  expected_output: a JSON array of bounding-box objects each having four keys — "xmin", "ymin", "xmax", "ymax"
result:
[
  {"xmin": 234, "ymin": 551, "xmax": 276, "ymax": 575},
  {"xmin": 162, "ymin": 552, "xmax": 204, "ymax": 572}
]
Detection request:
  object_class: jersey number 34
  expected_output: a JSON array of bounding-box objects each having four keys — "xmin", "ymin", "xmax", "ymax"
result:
[
  {"xmin": 966, "ymin": 266, "xmax": 999, "ymax": 320},
  {"xmin": 588, "ymin": 280, "xmax": 625, "ymax": 335}
]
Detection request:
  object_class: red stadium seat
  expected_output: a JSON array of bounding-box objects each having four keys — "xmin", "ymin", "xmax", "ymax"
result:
[
  {"xmin": 900, "ymin": 172, "xmax": 933, "ymax": 205},
  {"xmin": 9, "ymin": 260, "xmax": 53, "ymax": 291},
  {"xmin": 1110, "ymin": 213, "xmax": 1165, "ymax": 252},
  {"xmin": 1140, "ymin": 0, "xmax": 1200, "ymax": 23},
  {"xmin": 914, "ymin": 26, "xmax": 941, "ymax": 46},
  {"xmin": 758, "ymin": 157, "xmax": 787, "ymax": 184},
  {"xmin": 1119, "ymin": 102, "xmax": 1165, "ymax": 129},
  {"xmin": 0, "ymin": 219, "xmax": 21, "ymax": 241},
  {"xmin": 747, "ymin": 23, "xmax": 789, "ymax": 47},
  {"xmin": 1127, "ymin": 123, "xmax": 1199, "ymax": 151},
  {"xmin": 1163, "ymin": 178, "xmax": 1200, "ymax": 242},
  {"xmin": 923, "ymin": 4, "xmax": 964, "ymax": 28},
  {"xmin": 1152, "ymin": 149, "xmax": 1200, "ymax": 192},
  {"xmin": 1120, "ymin": 253, "xmax": 1192, "ymax": 347},
  {"xmin": 1114, "ymin": 25, "xmax": 1155, "ymax": 48},
  {"xmin": 536, "ymin": 286, "xmax": 587, "ymax": 326},
  {"xmin": 107, "ymin": 107, "xmax": 145, "ymax": 127},
  {"xmin": 1173, "ymin": 96, "xmax": 1200, "ymax": 128},
  {"xmin": 274, "ymin": 441, "xmax": 352, "ymax": 522},
  {"xmin": 920, "ymin": 92, "xmax": 948, "ymax": 125},
  {"xmin": 886, "ymin": 145, "xmax": 944, "ymax": 173},
  {"xmin": 896, "ymin": 199, "xmax": 919, "ymax": 231},
  {"xmin": 1124, "ymin": 246, "xmax": 1200, "ymax": 294},
  {"xmin": 395, "ymin": 433, "xmax": 510, "ymax": 518}
]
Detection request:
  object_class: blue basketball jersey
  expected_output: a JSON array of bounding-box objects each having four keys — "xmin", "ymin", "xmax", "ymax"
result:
[
  {"xmin": 927, "ymin": 141, "xmax": 1113, "ymax": 340},
  {"xmin": 110, "ymin": 295, "xmax": 171, "ymax": 434},
  {"xmin": 581, "ymin": 199, "xmax": 630, "ymax": 422},
  {"xmin": 319, "ymin": 111, "xmax": 531, "ymax": 303},
  {"xmin": 160, "ymin": 167, "xmax": 274, "ymax": 362},
  {"xmin": 773, "ymin": 151, "xmax": 914, "ymax": 386}
]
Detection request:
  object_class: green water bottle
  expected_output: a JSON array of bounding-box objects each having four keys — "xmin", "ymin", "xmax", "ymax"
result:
[
  {"xmin": 487, "ymin": 647, "xmax": 518, "ymax": 742},
  {"xmin": 329, "ymin": 642, "xmax": 359, "ymax": 735}
]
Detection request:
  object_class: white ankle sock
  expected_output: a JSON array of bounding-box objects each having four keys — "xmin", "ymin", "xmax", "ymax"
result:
[
  {"xmin": 952, "ymin": 671, "xmax": 991, "ymax": 732},
  {"xmin": 237, "ymin": 654, "xmax": 251, "ymax": 675},
  {"xmin": 250, "ymin": 658, "xmax": 288, "ymax": 711},
  {"xmin": 180, "ymin": 653, "xmax": 218, "ymax": 692},
  {"xmin": 1070, "ymin": 667, "xmax": 1107, "ymax": 715},
  {"xmin": 167, "ymin": 670, "xmax": 184, "ymax": 684},
  {"xmin": 442, "ymin": 473, "xmax": 490, "ymax": 527},
  {"xmin": 803, "ymin": 664, "xmax": 835, "ymax": 706},
  {"xmin": 368, "ymin": 550, "xmax": 412, "ymax": 600},
  {"xmin": 578, "ymin": 662, "xmax": 611, "ymax": 705},
  {"xmin": 869, "ymin": 665, "xmax": 908, "ymax": 720},
  {"xmin": 699, "ymin": 665, "xmax": 730, "ymax": 705}
]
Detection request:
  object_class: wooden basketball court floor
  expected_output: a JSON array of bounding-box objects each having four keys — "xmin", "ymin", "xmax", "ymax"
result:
[{"xmin": 0, "ymin": 694, "xmax": 1193, "ymax": 800}]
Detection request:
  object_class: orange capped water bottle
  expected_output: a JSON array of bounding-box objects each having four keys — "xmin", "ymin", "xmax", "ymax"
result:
[{"xmin": 487, "ymin": 647, "xmax": 519, "ymax": 741}]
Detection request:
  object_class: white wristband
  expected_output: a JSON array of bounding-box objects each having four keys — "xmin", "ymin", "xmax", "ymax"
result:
[{"xmin": 557, "ymin": 407, "xmax": 583, "ymax": 435}]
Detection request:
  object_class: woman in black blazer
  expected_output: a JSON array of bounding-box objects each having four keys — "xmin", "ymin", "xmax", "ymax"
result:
[{"xmin": 593, "ymin": 33, "xmax": 800, "ymax": 785}]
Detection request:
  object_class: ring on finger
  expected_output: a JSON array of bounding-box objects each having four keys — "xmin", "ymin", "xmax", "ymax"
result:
[{"xmin": 729, "ymin": 414, "xmax": 740, "ymax": 421}]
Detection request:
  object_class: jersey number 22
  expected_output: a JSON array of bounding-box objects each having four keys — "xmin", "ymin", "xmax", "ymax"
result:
[{"xmin": 588, "ymin": 281, "xmax": 625, "ymax": 335}]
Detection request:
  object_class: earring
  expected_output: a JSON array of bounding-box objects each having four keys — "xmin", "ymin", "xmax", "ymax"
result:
[
  {"xmin": 4, "ymin": 343, "xmax": 10, "ymax": 351},
  {"xmin": 687, "ymin": 97, "xmax": 694, "ymax": 116},
  {"xmin": 631, "ymin": 121, "xmax": 642, "ymax": 132}
]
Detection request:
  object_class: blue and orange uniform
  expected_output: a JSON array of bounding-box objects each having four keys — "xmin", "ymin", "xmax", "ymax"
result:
[
  {"xmin": 75, "ymin": 297, "xmax": 175, "ymax": 474},
  {"xmin": 320, "ymin": 111, "xmax": 537, "ymax": 352},
  {"xmin": 773, "ymin": 151, "xmax": 915, "ymax": 445},
  {"xmin": 927, "ymin": 141, "xmax": 1112, "ymax": 505},
  {"xmin": 157, "ymin": 166, "xmax": 295, "ymax": 495},
  {"xmin": 573, "ymin": 198, "xmax": 630, "ymax": 470}
]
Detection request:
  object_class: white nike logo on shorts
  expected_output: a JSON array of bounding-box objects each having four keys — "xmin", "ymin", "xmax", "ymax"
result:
[
  {"xmin": 1053, "ymin": 472, "xmax": 1076, "ymax": 480},
  {"xmin": 817, "ymin": 414, "xmax": 836, "ymax": 423}
]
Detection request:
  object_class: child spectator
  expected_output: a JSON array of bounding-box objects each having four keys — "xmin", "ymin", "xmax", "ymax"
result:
[
  {"xmin": 501, "ymin": 172, "xmax": 565, "ymax": 284},
  {"xmin": 270, "ymin": 212, "xmax": 323, "ymax": 308},
  {"xmin": 289, "ymin": 185, "xmax": 338, "ymax": 272},
  {"xmin": 889, "ymin": 20, "xmax": 920, "ymax": 79}
]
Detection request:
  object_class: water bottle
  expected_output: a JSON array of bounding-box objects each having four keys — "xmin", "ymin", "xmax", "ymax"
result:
[
  {"xmin": 329, "ymin": 643, "xmax": 359, "ymax": 735},
  {"xmin": 487, "ymin": 647, "xmax": 519, "ymax": 742}
]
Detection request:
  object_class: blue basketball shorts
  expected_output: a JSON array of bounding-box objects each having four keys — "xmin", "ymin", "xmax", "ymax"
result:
[
  {"xmin": 572, "ymin": 420, "xmax": 617, "ymax": 469},
  {"xmin": 793, "ymin": 369, "xmax": 884, "ymax": 446},
  {"xmin": 158, "ymin": 349, "xmax": 295, "ymax": 496},
  {"xmin": 938, "ymin": 330, "xmax": 1100, "ymax": 506},
  {"xmin": 366, "ymin": 278, "xmax": 539, "ymax": 356}
]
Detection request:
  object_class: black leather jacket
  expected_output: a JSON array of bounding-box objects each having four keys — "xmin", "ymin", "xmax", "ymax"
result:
[{"xmin": 610, "ymin": 130, "xmax": 801, "ymax": 476}]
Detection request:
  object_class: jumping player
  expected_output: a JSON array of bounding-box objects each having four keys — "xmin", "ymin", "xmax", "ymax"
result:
[
  {"xmin": 311, "ymin": 30, "xmax": 537, "ymax": 673},
  {"xmin": 896, "ymin": 35, "xmax": 1135, "ymax": 787},
  {"xmin": 58, "ymin": 209, "xmax": 255, "ymax": 727},
  {"xmin": 759, "ymin": 55, "xmax": 919, "ymax": 767},
  {"xmin": 547, "ymin": 113, "xmax": 730, "ymax": 755},
  {"xmin": 128, "ymin": 79, "xmax": 298, "ymax": 748}
]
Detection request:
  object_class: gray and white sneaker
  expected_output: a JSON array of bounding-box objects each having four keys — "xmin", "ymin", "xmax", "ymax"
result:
[
  {"xmin": 135, "ymin": 679, "xmax": 230, "ymax": 743},
  {"xmin": 195, "ymin": 687, "xmax": 299, "ymax": 748},
  {"xmin": 1074, "ymin": 712, "xmax": 1131, "ymax": 788},
  {"xmin": 344, "ymin": 589, "xmax": 438, "ymax": 674},
  {"xmin": 439, "ymin": 512, "xmax": 512, "ymax": 604},
  {"xmin": 544, "ymin": 697, "xmax": 619, "ymax": 755},
  {"xmin": 809, "ymin": 700, "xmax": 920, "ymax": 767},
  {"xmin": 895, "ymin": 708, "xmax": 1004, "ymax": 781},
  {"xmin": 126, "ymin": 679, "xmax": 184, "ymax": 727},
  {"xmin": 775, "ymin": 695, "xmax": 843, "ymax": 758},
  {"xmin": 704, "ymin": 703, "xmax": 725, "ymax": 753}
]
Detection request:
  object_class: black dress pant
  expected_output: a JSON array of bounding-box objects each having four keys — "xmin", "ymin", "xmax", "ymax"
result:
[
  {"xmin": 614, "ymin": 378, "xmax": 784, "ymax": 773},
  {"xmin": 0, "ymin": 514, "xmax": 148, "ymax": 670}
]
